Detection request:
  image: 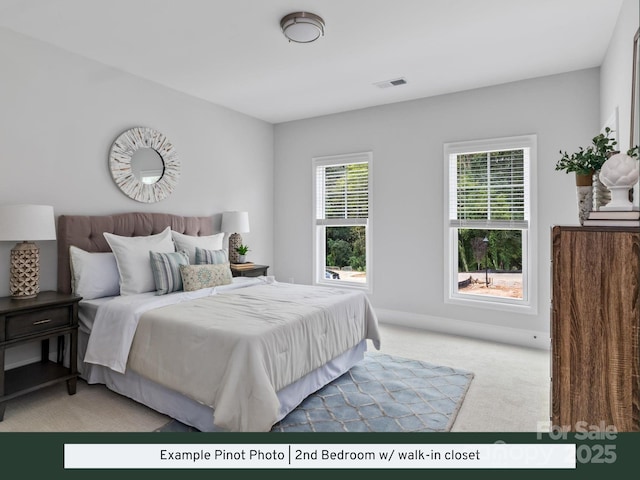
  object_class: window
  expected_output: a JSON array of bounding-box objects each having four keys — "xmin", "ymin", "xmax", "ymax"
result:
[
  {"xmin": 444, "ymin": 135, "xmax": 536, "ymax": 312},
  {"xmin": 313, "ymin": 152, "xmax": 372, "ymax": 290}
]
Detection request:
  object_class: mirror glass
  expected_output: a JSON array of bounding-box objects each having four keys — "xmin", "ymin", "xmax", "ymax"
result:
[{"xmin": 130, "ymin": 147, "xmax": 165, "ymax": 184}]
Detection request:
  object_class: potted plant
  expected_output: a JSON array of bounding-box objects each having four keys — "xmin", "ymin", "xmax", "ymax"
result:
[
  {"xmin": 555, "ymin": 127, "xmax": 618, "ymax": 182},
  {"xmin": 235, "ymin": 244, "xmax": 250, "ymax": 263},
  {"xmin": 556, "ymin": 127, "xmax": 618, "ymax": 223}
]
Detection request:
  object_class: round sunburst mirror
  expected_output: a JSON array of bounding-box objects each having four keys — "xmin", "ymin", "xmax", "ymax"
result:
[{"xmin": 109, "ymin": 127, "xmax": 180, "ymax": 203}]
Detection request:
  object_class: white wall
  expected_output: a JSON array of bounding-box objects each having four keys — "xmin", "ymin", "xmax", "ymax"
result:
[
  {"xmin": 0, "ymin": 27, "xmax": 274, "ymax": 365},
  {"xmin": 2, "ymin": 3, "xmax": 633, "ymax": 357},
  {"xmin": 600, "ymin": 0, "xmax": 639, "ymax": 153},
  {"xmin": 274, "ymin": 68, "xmax": 601, "ymax": 349}
]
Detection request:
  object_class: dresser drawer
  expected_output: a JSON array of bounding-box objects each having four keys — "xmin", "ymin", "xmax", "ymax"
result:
[{"xmin": 5, "ymin": 306, "xmax": 72, "ymax": 340}]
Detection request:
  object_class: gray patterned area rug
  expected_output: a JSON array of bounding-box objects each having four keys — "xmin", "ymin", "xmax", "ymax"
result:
[{"xmin": 156, "ymin": 352, "xmax": 474, "ymax": 433}]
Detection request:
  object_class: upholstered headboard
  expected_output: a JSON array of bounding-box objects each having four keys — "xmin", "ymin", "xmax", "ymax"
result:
[{"xmin": 57, "ymin": 212, "xmax": 215, "ymax": 294}]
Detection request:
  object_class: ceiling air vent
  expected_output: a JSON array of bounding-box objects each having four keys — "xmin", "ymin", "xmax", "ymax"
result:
[{"xmin": 374, "ymin": 77, "xmax": 408, "ymax": 89}]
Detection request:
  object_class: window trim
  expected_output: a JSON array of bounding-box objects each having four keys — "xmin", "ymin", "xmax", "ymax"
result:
[
  {"xmin": 312, "ymin": 151, "xmax": 373, "ymax": 292},
  {"xmin": 443, "ymin": 135, "xmax": 537, "ymax": 314}
]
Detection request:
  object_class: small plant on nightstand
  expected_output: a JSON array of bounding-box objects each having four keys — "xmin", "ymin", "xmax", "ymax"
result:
[{"xmin": 235, "ymin": 244, "xmax": 250, "ymax": 263}]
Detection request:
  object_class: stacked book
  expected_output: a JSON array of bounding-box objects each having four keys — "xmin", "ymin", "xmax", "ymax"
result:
[
  {"xmin": 583, "ymin": 209, "xmax": 640, "ymax": 226},
  {"xmin": 231, "ymin": 262, "xmax": 255, "ymax": 269}
]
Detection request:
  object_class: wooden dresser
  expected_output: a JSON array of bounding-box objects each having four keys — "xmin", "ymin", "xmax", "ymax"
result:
[{"xmin": 551, "ymin": 226, "xmax": 639, "ymax": 431}]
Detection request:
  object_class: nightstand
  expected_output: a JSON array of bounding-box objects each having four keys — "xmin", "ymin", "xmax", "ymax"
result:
[
  {"xmin": 230, "ymin": 264, "xmax": 269, "ymax": 277},
  {"xmin": 0, "ymin": 291, "xmax": 81, "ymax": 421}
]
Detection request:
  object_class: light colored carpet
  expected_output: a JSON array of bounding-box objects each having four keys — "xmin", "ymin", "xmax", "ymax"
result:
[
  {"xmin": 0, "ymin": 379, "xmax": 169, "ymax": 432},
  {"xmin": 0, "ymin": 323, "xmax": 549, "ymax": 432},
  {"xmin": 378, "ymin": 324, "xmax": 550, "ymax": 432}
]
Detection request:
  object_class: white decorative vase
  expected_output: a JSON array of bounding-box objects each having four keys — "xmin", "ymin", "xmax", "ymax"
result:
[
  {"xmin": 593, "ymin": 170, "xmax": 611, "ymax": 210},
  {"xmin": 237, "ymin": 254, "xmax": 246, "ymax": 264},
  {"xmin": 598, "ymin": 153, "xmax": 639, "ymax": 211}
]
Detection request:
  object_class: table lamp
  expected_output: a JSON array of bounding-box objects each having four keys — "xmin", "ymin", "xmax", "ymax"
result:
[
  {"xmin": 221, "ymin": 211, "xmax": 250, "ymax": 264},
  {"xmin": 0, "ymin": 204, "xmax": 57, "ymax": 299}
]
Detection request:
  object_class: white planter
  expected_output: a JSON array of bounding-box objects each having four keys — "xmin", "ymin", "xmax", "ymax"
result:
[
  {"xmin": 576, "ymin": 185, "xmax": 593, "ymax": 225},
  {"xmin": 575, "ymin": 173, "xmax": 593, "ymax": 225}
]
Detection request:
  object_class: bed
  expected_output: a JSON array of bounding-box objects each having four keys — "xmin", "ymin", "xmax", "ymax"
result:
[{"xmin": 56, "ymin": 212, "xmax": 380, "ymax": 432}]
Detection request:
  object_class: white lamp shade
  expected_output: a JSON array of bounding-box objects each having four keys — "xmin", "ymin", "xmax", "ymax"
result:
[
  {"xmin": 0, "ymin": 204, "xmax": 57, "ymax": 241},
  {"xmin": 221, "ymin": 211, "xmax": 250, "ymax": 234}
]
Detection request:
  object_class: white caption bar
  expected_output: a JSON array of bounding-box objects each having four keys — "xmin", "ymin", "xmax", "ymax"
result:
[{"xmin": 65, "ymin": 443, "xmax": 576, "ymax": 469}]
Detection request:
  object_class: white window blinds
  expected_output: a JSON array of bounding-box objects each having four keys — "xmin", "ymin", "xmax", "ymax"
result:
[
  {"xmin": 449, "ymin": 148, "xmax": 529, "ymax": 229},
  {"xmin": 315, "ymin": 156, "xmax": 369, "ymax": 226}
]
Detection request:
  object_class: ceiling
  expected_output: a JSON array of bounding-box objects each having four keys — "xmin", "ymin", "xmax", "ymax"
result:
[{"xmin": 0, "ymin": 0, "xmax": 624, "ymax": 124}]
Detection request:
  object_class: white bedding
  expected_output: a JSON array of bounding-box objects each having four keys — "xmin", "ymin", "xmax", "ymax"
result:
[
  {"xmin": 83, "ymin": 277, "xmax": 380, "ymax": 432},
  {"xmin": 84, "ymin": 277, "xmax": 263, "ymax": 372}
]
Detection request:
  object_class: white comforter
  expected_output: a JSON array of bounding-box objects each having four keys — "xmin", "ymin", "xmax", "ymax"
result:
[
  {"xmin": 84, "ymin": 277, "xmax": 263, "ymax": 373},
  {"xmin": 84, "ymin": 277, "xmax": 380, "ymax": 432}
]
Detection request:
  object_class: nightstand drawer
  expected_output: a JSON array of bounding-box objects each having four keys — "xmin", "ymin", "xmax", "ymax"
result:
[{"xmin": 5, "ymin": 306, "xmax": 71, "ymax": 340}]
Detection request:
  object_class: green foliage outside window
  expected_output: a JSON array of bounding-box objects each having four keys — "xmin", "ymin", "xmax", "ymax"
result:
[
  {"xmin": 326, "ymin": 226, "xmax": 366, "ymax": 271},
  {"xmin": 458, "ymin": 229, "xmax": 522, "ymax": 273}
]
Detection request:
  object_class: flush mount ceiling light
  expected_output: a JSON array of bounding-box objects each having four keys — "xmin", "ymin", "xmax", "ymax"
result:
[{"xmin": 280, "ymin": 12, "xmax": 325, "ymax": 43}]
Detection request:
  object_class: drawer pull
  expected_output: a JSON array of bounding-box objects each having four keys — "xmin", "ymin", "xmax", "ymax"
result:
[{"xmin": 33, "ymin": 319, "xmax": 52, "ymax": 325}]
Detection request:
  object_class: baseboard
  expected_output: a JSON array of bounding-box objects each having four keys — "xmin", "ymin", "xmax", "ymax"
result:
[{"xmin": 376, "ymin": 308, "xmax": 550, "ymax": 350}]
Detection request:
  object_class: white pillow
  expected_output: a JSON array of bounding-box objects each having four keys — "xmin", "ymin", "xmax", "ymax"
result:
[
  {"xmin": 104, "ymin": 227, "xmax": 175, "ymax": 295},
  {"xmin": 171, "ymin": 230, "xmax": 224, "ymax": 264},
  {"xmin": 69, "ymin": 246, "xmax": 121, "ymax": 299}
]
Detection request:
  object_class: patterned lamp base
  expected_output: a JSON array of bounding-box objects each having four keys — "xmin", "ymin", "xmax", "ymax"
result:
[
  {"xmin": 228, "ymin": 233, "xmax": 242, "ymax": 264},
  {"xmin": 10, "ymin": 241, "xmax": 40, "ymax": 299}
]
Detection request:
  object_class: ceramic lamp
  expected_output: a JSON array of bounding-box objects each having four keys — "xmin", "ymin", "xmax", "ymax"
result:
[
  {"xmin": 598, "ymin": 153, "xmax": 639, "ymax": 211},
  {"xmin": 221, "ymin": 211, "xmax": 250, "ymax": 263},
  {"xmin": 0, "ymin": 205, "xmax": 57, "ymax": 299}
]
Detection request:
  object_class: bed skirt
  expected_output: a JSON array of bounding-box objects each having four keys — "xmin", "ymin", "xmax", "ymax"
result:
[{"xmin": 78, "ymin": 330, "xmax": 366, "ymax": 432}]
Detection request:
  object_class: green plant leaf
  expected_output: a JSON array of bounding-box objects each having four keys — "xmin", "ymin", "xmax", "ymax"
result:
[
  {"xmin": 556, "ymin": 128, "xmax": 618, "ymax": 174},
  {"xmin": 235, "ymin": 244, "xmax": 250, "ymax": 255}
]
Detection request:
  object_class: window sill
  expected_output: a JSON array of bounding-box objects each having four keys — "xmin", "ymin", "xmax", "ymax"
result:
[
  {"xmin": 315, "ymin": 279, "xmax": 371, "ymax": 294},
  {"xmin": 445, "ymin": 294, "xmax": 537, "ymax": 315}
]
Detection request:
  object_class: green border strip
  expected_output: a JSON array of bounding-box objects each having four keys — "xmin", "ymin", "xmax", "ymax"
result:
[{"xmin": 1, "ymin": 431, "xmax": 638, "ymax": 479}]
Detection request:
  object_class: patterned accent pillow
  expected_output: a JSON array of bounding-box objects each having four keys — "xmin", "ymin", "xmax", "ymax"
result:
[
  {"xmin": 180, "ymin": 263, "xmax": 233, "ymax": 291},
  {"xmin": 195, "ymin": 247, "xmax": 228, "ymax": 265},
  {"xmin": 150, "ymin": 250, "xmax": 190, "ymax": 295}
]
